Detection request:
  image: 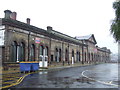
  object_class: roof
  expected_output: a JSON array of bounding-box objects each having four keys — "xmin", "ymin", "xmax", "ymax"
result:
[
  {"xmin": 76, "ymin": 34, "xmax": 97, "ymax": 44},
  {"xmin": 47, "ymin": 29, "xmax": 83, "ymax": 45},
  {"xmin": 75, "ymin": 34, "xmax": 93, "ymax": 40},
  {"xmin": 97, "ymin": 47, "xmax": 111, "ymax": 53},
  {"xmin": 2, "ymin": 18, "xmax": 85, "ymax": 46}
]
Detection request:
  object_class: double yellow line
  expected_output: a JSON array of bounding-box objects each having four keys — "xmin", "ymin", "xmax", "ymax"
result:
[{"xmin": 1, "ymin": 72, "xmax": 35, "ymax": 89}]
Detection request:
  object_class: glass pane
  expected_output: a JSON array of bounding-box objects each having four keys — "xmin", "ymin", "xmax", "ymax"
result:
[
  {"xmin": 12, "ymin": 42, "xmax": 17, "ymax": 62},
  {"xmin": 30, "ymin": 44, "xmax": 35, "ymax": 61},
  {"xmin": 45, "ymin": 47, "xmax": 48, "ymax": 56},
  {"xmin": 20, "ymin": 43, "xmax": 25, "ymax": 61},
  {"xmin": 40, "ymin": 45, "xmax": 43, "ymax": 55}
]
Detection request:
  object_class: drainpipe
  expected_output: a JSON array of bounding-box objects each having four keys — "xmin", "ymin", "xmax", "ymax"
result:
[
  {"xmin": 62, "ymin": 41, "xmax": 64, "ymax": 66},
  {"xmin": 87, "ymin": 45, "xmax": 89, "ymax": 64},
  {"xmin": 68, "ymin": 43, "xmax": 70, "ymax": 65},
  {"xmin": 27, "ymin": 18, "xmax": 31, "ymax": 61},
  {"xmin": 82, "ymin": 41, "xmax": 84, "ymax": 64},
  {"xmin": 28, "ymin": 32, "xmax": 30, "ymax": 61},
  {"xmin": 49, "ymin": 38, "xmax": 51, "ymax": 66}
]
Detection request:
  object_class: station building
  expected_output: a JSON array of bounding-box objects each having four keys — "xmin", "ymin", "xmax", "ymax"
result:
[{"xmin": 0, "ymin": 10, "xmax": 111, "ymax": 70}]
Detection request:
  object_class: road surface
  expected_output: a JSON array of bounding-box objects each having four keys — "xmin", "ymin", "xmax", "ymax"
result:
[{"xmin": 11, "ymin": 63, "xmax": 119, "ymax": 88}]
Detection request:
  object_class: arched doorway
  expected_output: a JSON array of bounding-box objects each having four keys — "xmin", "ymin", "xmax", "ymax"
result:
[
  {"xmin": 72, "ymin": 50, "xmax": 74, "ymax": 64},
  {"xmin": 39, "ymin": 45, "xmax": 48, "ymax": 67},
  {"xmin": 65, "ymin": 49, "xmax": 68, "ymax": 62},
  {"xmin": 59, "ymin": 49, "xmax": 61, "ymax": 62},
  {"xmin": 85, "ymin": 52, "xmax": 86, "ymax": 62},
  {"xmin": 39, "ymin": 45, "xmax": 44, "ymax": 61},
  {"xmin": 76, "ymin": 51, "xmax": 79, "ymax": 62},
  {"xmin": 45, "ymin": 46, "xmax": 48, "ymax": 60},
  {"xmin": 55, "ymin": 48, "xmax": 59, "ymax": 62},
  {"xmin": 91, "ymin": 53, "xmax": 93, "ymax": 62}
]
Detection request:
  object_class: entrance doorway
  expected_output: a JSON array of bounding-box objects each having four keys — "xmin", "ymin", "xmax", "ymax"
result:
[{"xmin": 39, "ymin": 45, "xmax": 48, "ymax": 67}]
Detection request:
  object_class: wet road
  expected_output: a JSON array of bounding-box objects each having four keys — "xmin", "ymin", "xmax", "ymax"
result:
[{"xmin": 13, "ymin": 63, "xmax": 119, "ymax": 88}]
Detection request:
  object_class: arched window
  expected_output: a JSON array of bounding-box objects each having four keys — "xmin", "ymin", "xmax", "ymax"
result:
[
  {"xmin": 72, "ymin": 50, "xmax": 74, "ymax": 57},
  {"xmin": 45, "ymin": 46, "xmax": 48, "ymax": 56},
  {"xmin": 30, "ymin": 44, "xmax": 35, "ymax": 61},
  {"xmin": 39, "ymin": 45, "xmax": 44, "ymax": 56},
  {"xmin": 45, "ymin": 46, "xmax": 48, "ymax": 61},
  {"xmin": 88, "ymin": 53, "xmax": 90, "ymax": 61},
  {"xmin": 55, "ymin": 48, "xmax": 58, "ymax": 62},
  {"xmin": 11, "ymin": 41, "xmax": 17, "ymax": 62},
  {"xmin": 76, "ymin": 51, "xmax": 79, "ymax": 62},
  {"xmin": 72, "ymin": 50, "xmax": 74, "ymax": 62},
  {"xmin": 91, "ymin": 53, "xmax": 93, "ymax": 61},
  {"xmin": 85, "ymin": 52, "xmax": 86, "ymax": 62},
  {"xmin": 59, "ymin": 49, "xmax": 61, "ymax": 62},
  {"xmin": 65, "ymin": 49, "xmax": 68, "ymax": 61},
  {"xmin": 19, "ymin": 42, "xmax": 25, "ymax": 61}
]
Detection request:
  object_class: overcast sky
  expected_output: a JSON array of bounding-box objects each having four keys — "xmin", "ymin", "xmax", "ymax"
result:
[{"xmin": 0, "ymin": 0, "xmax": 118, "ymax": 54}]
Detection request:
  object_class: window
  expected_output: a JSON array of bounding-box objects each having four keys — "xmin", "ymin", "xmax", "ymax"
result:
[
  {"xmin": 55, "ymin": 48, "xmax": 58, "ymax": 62},
  {"xmin": 45, "ymin": 46, "xmax": 48, "ymax": 56},
  {"xmin": 11, "ymin": 41, "xmax": 17, "ymax": 62},
  {"xmin": 59, "ymin": 49, "xmax": 61, "ymax": 62},
  {"xmin": 19, "ymin": 42, "xmax": 25, "ymax": 61},
  {"xmin": 45, "ymin": 46, "xmax": 48, "ymax": 61},
  {"xmin": 76, "ymin": 51, "xmax": 79, "ymax": 62},
  {"xmin": 91, "ymin": 53, "xmax": 93, "ymax": 61},
  {"xmin": 11, "ymin": 41, "xmax": 25, "ymax": 62},
  {"xmin": 72, "ymin": 50, "xmax": 74, "ymax": 62},
  {"xmin": 72, "ymin": 50, "xmax": 74, "ymax": 57},
  {"xmin": 39, "ymin": 45, "xmax": 44, "ymax": 56},
  {"xmin": 51, "ymin": 55, "xmax": 53, "ymax": 61},
  {"xmin": 88, "ymin": 53, "xmax": 90, "ymax": 61},
  {"xmin": 39, "ymin": 45, "xmax": 44, "ymax": 61},
  {"xmin": 85, "ymin": 52, "xmax": 86, "ymax": 62},
  {"xmin": 65, "ymin": 49, "xmax": 68, "ymax": 61},
  {"xmin": 30, "ymin": 44, "xmax": 35, "ymax": 61}
]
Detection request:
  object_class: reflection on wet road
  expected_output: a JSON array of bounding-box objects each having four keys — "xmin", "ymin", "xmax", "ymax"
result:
[{"xmin": 12, "ymin": 63, "xmax": 119, "ymax": 88}]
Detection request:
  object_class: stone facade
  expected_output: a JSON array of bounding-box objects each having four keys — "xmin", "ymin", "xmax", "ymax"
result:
[{"xmin": 0, "ymin": 10, "xmax": 111, "ymax": 70}]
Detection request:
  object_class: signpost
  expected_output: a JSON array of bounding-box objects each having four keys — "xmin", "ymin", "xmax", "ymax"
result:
[
  {"xmin": 0, "ymin": 26, "xmax": 5, "ymax": 46},
  {"xmin": 35, "ymin": 37, "xmax": 40, "ymax": 44}
]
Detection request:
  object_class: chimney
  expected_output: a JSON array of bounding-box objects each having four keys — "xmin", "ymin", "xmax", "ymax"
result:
[
  {"xmin": 26, "ymin": 18, "xmax": 30, "ymax": 24},
  {"xmin": 10, "ymin": 12, "xmax": 17, "ymax": 20},
  {"xmin": 47, "ymin": 26, "xmax": 53, "ymax": 31},
  {"xmin": 4, "ymin": 10, "xmax": 12, "ymax": 19}
]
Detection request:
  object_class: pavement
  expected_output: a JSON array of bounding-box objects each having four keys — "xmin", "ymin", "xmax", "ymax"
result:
[{"xmin": 0, "ymin": 62, "xmax": 99, "ymax": 89}]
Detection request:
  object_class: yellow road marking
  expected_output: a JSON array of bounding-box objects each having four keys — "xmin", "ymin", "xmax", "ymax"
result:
[{"xmin": 1, "ymin": 72, "xmax": 36, "ymax": 89}]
